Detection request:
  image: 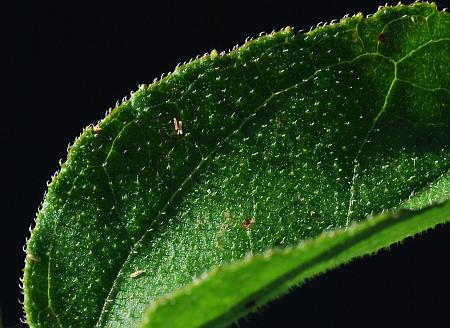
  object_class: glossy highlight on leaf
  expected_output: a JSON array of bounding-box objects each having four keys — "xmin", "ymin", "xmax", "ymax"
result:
[{"xmin": 23, "ymin": 2, "xmax": 450, "ymax": 327}]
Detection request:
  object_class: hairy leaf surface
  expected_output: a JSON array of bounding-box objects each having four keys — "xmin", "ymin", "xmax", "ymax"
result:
[
  {"xmin": 142, "ymin": 198, "xmax": 450, "ymax": 327},
  {"xmin": 24, "ymin": 2, "xmax": 450, "ymax": 327}
]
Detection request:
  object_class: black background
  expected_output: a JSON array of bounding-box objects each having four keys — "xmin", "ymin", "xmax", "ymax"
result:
[{"xmin": 2, "ymin": 1, "xmax": 450, "ymax": 327}]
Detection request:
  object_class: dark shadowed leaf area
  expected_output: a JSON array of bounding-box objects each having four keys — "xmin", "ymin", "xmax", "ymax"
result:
[{"xmin": 24, "ymin": 2, "xmax": 450, "ymax": 327}]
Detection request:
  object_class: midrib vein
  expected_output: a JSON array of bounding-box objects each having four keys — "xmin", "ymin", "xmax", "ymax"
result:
[{"xmin": 345, "ymin": 59, "xmax": 397, "ymax": 226}]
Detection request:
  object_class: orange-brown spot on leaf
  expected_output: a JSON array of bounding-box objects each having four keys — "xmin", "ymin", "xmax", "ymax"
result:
[
  {"xmin": 242, "ymin": 216, "xmax": 255, "ymax": 230},
  {"xmin": 93, "ymin": 125, "xmax": 102, "ymax": 133}
]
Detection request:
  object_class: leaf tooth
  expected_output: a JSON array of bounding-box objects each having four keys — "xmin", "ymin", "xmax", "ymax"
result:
[
  {"xmin": 210, "ymin": 49, "xmax": 219, "ymax": 59},
  {"xmin": 20, "ymin": 317, "xmax": 27, "ymax": 324},
  {"xmin": 66, "ymin": 141, "xmax": 73, "ymax": 153}
]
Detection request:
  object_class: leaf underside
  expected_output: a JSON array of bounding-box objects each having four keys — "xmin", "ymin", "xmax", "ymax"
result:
[{"xmin": 24, "ymin": 2, "xmax": 450, "ymax": 328}]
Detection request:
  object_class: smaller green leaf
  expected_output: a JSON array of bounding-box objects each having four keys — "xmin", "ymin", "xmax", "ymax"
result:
[{"xmin": 141, "ymin": 199, "xmax": 450, "ymax": 328}]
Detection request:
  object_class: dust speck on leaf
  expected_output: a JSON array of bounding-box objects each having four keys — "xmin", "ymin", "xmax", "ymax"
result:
[
  {"xmin": 26, "ymin": 253, "xmax": 39, "ymax": 262},
  {"xmin": 173, "ymin": 117, "xmax": 183, "ymax": 135},
  {"xmin": 130, "ymin": 270, "xmax": 145, "ymax": 278},
  {"xmin": 242, "ymin": 217, "xmax": 256, "ymax": 230},
  {"xmin": 93, "ymin": 125, "xmax": 102, "ymax": 133}
]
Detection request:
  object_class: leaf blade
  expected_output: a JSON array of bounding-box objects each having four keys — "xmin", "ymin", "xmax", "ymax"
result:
[{"xmin": 23, "ymin": 2, "xmax": 450, "ymax": 327}]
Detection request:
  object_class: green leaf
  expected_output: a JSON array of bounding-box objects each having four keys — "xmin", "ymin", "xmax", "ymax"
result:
[
  {"xmin": 23, "ymin": 2, "xmax": 450, "ymax": 327},
  {"xmin": 141, "ymin": 199, "xmax": 450, "ymax": 328}
]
